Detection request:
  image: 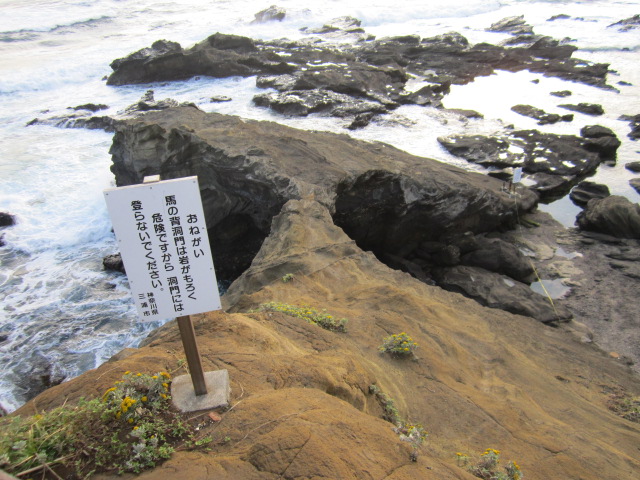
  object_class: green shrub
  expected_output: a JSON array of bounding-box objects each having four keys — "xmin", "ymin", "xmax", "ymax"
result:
[
  {"xmin": 0, "ymin": 371, "xmax": 198, "ymax": 478},
  {"xmin": 259, "ymin": 302, "xmax": 347, "ymax": 332},
  {"xmin": 379, "ymin": 332, "xmax": 418, "ymax": 356}
]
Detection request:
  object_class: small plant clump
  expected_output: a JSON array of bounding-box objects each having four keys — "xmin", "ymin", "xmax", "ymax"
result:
[
  {"xmin": 379, "ymin": 332, "xmax": 418, "ymax": 356},
  {"xmin": 281, "ymin": 273, "xmax": 295, "ymax": 283},
  {"xmin": 259, "ymin": 301, "xmax": 348, "ymax": 332},
  {"xmin": 0, "ymin": 371, "xmax": 204, "ymax": 479},
  {"xmin": 456, "ymin": 448, "xmax": 523, "ymax": 480},
  {"xmin": 369, "ymin": 385, "xmax": 428, "ymax": 461},
  {"xmin": 607, "ymin": 391, "xmax": 640, "ymax": 423}
]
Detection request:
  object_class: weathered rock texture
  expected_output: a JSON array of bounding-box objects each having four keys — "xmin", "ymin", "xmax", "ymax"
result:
[
  {"xmin": 104, "ymin": 24, "xmax": 612, "ymax": 127},
  {"xmin": 17, "ymin": 199, "xmax": 640, "ymax": 480},
  {"xmin": 577, "ymin": 195, "xmax": 640, "ymax": 239},
  {"xmin": 438, "ymin": 127, "xmax": 620, "ymax": 200},
  {"xmin": 511, "ymin": 104, "xmax": 573, "ymax": 125},
  {"xmin": 109, "ymin": 106, "xmax": 541, "ymax": 296}
]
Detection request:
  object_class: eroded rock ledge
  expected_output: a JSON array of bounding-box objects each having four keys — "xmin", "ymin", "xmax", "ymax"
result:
[{"xmin": 106, "ymin": 106, "xmax": 585, "ymax": 323}]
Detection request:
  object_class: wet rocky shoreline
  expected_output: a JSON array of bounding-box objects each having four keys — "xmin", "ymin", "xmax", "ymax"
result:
[{"xmin": 15, "ymin": 12, "xmax": 640, "ymax": 399}]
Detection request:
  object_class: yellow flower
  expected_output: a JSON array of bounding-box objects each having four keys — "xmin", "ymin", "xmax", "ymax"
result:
[
  {"xmin": 136, "ymin": 373, "xmax": 142, "ymax": 377},
  {"xmin": 124, "ymin": 371, "xmax": 131, "ymax": 375},
  {"xmin": 133, "ymin": 426, "xmax": 139, "ymax": 430},
  {"xmin": 160, "ymin": 393, "xmax": 167, "ymax": 399},
  {"xmin": 160, "ymin": 372, "xmax": 171, "ymax": 378},
  {"xmin": 141, "ymin": 396, "xmax": 148, "ymax": 402},
  {"xmin": 127, "ymin": 418, "xmax": 133, "ymax": 424},
  {"xmin": 162, "ymin": 383, "xmax": 169, "ymax": 389},
  {"xmin": 116, "ymin": 411, "xmax": 121, "ymax": 419},
  {"xmin": 152, "ymin": 375, "xmax": 158, "ymax": 379}
]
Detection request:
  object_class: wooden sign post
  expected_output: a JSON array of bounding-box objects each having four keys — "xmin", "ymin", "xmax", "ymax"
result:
[
  {"xmin": 104, "ymin": 176, "xmax": 228, "ymax": 408},
  {"xmin": 177, "ymin": 315, "xmax": 207, "ymax": 396}
]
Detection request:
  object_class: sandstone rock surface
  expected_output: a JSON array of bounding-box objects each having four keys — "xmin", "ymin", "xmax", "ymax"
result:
[{"xmin": 17, "ymin": 199, "xmax": 640, "ymax": 480}]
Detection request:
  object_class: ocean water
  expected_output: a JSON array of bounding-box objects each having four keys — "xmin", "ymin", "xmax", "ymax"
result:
[{"xmin": 1, "ymin": 0, "xmax": 639, "ymax": 412}]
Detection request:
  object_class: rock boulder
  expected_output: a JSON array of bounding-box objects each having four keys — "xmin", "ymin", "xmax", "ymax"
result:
[{"xmin": 577, "ymin": 195, "xmax": 640, "ymax": 239}]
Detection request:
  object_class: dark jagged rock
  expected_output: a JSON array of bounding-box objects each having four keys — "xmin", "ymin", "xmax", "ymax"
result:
[
  {"xmin": 300, "ymin": 16, "xmax": 373, "ymax": 43},
  {"xmin": 625, "ymin": 161, "xmax": 640, "ymax": 173},
  {"xmin": 419, "ymin": 31, "xmax": 470, "ymax": 52},
  {"xmin": 608, "ymin": 14, "xmax": 640, "ymax": 32},
  {"xmin": 487, "ymin": 15, "xmax": 535, "ymax": 35},
  {"xmin": 105, "ymin": 21, "xmax": 614, "ymax": 127},
  {"xmin": 0, "ymin": 212, "xmax": 16, "ymax": 227},
  {"xmin": 577, "ymin": 195, "xmax": 640, "ymax": 239},
  {"xmin": 26, "ymin": 90, "xmax": 193, "ymax": 132},
  {"xmin": 107, "ymin": 33, "xmax": 292, "ymax": 86},
  {"xmin": 103, "ymin": 253, "xmax": 125, "ymax": 274},
  {"xmin": 548, "ymin": 14, "xmax": 571, "ymax": 21},
  {"xmin": 511, "ymin": 104, "xmax": 573, "ymax": 125},
  {"xmin": 251, "ymin": 5, "xmax": 286, "ymax": 24},
  {"xmin": 13, "ymin": 353, "xmax": 65, "ymax": 402},
  {"xmin": 439, "ymin": 129, "xmax": 613, "ymax": 200},
  {"xmin": 558, "ymin": 103, "xmax": 605, "ymax": 116},
  {"xmin": 443, "ymin": 108, "xmax": 483, "ymax": 119},
  {"xmin": 437, "ymin": 135, "xmax": 516, "ymax": 167},
  {"xmin": 109, "ymin": 107, "xmax": 537, "ymax": 285},
  {"xmin": 459, "ymin": 236, "xmax": 535, "ymax": 283},
  {"xmin": 569, "ymin": 181, "xmax": 610, "ymax": 207},
  {"xmin": 551, "ymin": 90, "xmax": 572, "ymax": 97},
  {"xmin": 630, "ymin": 178, "xmax": 640, "ymax": 194},
  {"xmin": 431, "ymin": 265, "xmax": 572, "ymax": 323},
  {"xmin": 620, "ymin": 113, "xmax": 640, "ymax": 140},
  {"xmin": 70, "ymin": 103, "xmax": 108, "ymax": 112},
  {"xmin": 580, "ymin": 125, "xmax": 621, "ymax": 160},
  {"xmin": 253, "ymin": 89, "xmax": 388, "ymax": 117},
  {"xmin": 26, "ymin": 112, "xmax": 118, "ymax": 131},
  {"xmin": 347, "ymin": 112, "xmax": 375, "ymax": 130},
  {"xmin": 110, "ymin": 39, "xmax": 182, "ymax": 72}
]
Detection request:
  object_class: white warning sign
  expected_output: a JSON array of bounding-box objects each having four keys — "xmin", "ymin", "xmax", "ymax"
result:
[{"xmin": 104, "ymin": 176, "xmax": 220, "ymax": 321}]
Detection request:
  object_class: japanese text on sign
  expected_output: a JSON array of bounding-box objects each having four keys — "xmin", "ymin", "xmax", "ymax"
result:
[{"xmin": 104, "ymin": 177, "xmax": 221, "ymax": 321}]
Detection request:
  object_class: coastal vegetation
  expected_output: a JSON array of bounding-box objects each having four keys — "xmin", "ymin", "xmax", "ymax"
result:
[
  {"xmin": 0, "ymin": 371, "xmax": 210, "ymax": 478},
  {"xmin": 258, "ymin": 301, "xmax": 348, "ymax": 332}
]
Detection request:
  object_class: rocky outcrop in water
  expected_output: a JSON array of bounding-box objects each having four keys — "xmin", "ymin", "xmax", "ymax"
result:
[
  {"xmin": 25, "ymin": 90, "xmax": 193, "ymax": 131},
  {"xmin": 251, "ymin": 5, "xmax": 286, "ymax": 24},
  {"xmin": 103, "ymin": 253, "xmax": 125, "ymax": 274},
  {"xmin": 0, "ymin": 212, "xmax": 15, "ymax": 227},
  {"xmin": 511, "ymin": 104, "xmax": 573, "ymax": 124},
  {"xmin": 577, "ymin": 195, "xmax": 640, "ymax": 239},
  {"xmin": 608, "ymin": 14, "xmax": 640, "ymax": 32},
  {"xmin": 103, "ymin": 20, "xmax": 612, "ymax": 127},
  {"xmin": 558, "ymin": 102, "xmax": 605, "ymax": 116},
  {"xmin": 438, "ymin": 127, "xmax": 621, "ymax": 200},
  {"xmin": 569, "ymin": 181, "xmax": 611, "ymax": 207},
  {"xmin": 620, "ymin": 113, "xmax": 640, "ymax": 140}
]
